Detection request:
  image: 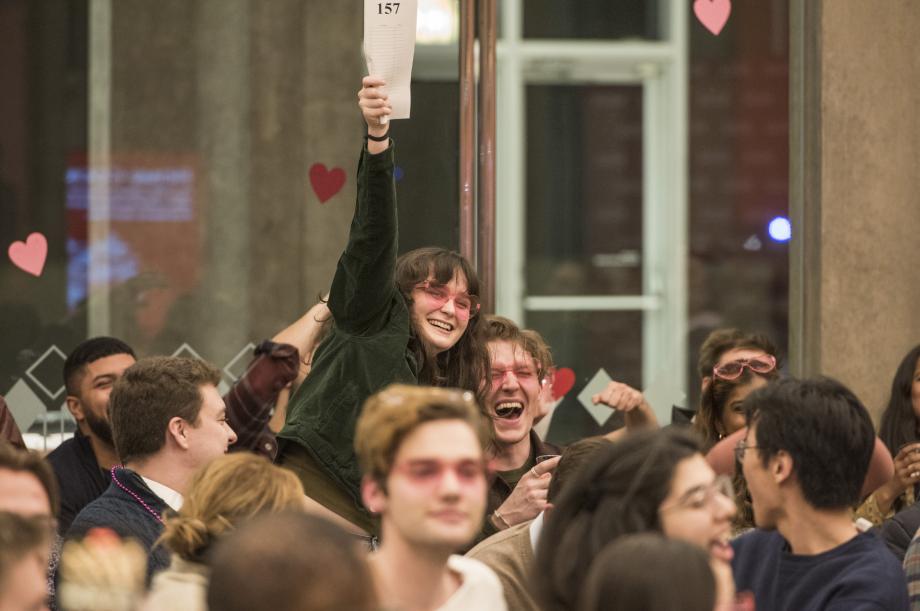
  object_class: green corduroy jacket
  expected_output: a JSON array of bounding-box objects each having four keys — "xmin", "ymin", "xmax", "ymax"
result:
[{"xmin": 278, "ymin": 142, "xmax": 418, "ymax": 512}]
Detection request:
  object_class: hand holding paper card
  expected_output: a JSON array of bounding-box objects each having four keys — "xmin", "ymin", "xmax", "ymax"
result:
[{"xmin": 363, "ymin": 0, "xmax": 418, "ymax": 121}]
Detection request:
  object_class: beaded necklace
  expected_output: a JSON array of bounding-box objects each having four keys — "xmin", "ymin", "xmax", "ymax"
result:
[{"xmin": 110, "ymin": 466, "xmax": 164, "ymax": 524}]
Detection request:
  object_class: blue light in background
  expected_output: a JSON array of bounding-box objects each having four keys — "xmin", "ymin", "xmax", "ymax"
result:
[{"xmin": 768, "ymin": 216, "xmax": 791, "ymax": 242}]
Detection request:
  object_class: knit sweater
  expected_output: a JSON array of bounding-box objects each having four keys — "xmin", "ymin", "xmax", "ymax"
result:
[{"xmin": 66, "ymin": 467, "xmax": 171, "ymax": 582}]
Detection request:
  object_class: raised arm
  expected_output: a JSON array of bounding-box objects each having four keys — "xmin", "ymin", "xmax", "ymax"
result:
[
  {"xmin": 327, "ymin": 76, "xmax": 398, "ymax": 333},
  {"xmin": 594, "ymin": 381, "xmax": 660, "ymax": 442},
  {"xmin": 361, "ymin": 76, "xmax": 391, "ymax": 154},
  {"xmin": 225, "ymin": 340, "xmax": 299, "ymax": 459},
  {"xmin": 271, "ymin": 297, "xmax": 333, "ymax": 389}
]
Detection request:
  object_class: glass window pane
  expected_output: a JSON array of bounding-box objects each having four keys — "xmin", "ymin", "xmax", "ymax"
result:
[
  {"xmin": 525, "ymin": 85, "xmax": 643, "ymax": 296},
  {"xmin": 1, "ymin": 0, "xmax": 88, "ymax": 451},
  {"xmin": 687, "ymin": 0, "xmax": 789, "ymax": 408},
  {"xmin": 1, "ymin": 1, "xmax": 463, "ymax": 450},
  {"xmin": 524, "ymin": 0, "xmax": 661, "ymax": 41},
  {"xmin": 398, "ymin": 79, "xmax": 459, "ymax": 253},
  {"xmin": 526, "ymin": 310, "xmax": 641, "ymax": 445}
]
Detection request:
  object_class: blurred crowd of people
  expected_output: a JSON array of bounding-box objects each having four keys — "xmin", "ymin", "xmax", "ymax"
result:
[{"xmin": 1, "ymin": 77, "xmax": 918, "ymax": 611}]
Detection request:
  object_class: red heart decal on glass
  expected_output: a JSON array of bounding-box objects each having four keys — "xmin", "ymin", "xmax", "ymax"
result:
[
  {"xmin": 551, "ymin": 367, "xmax": 576, "ymax": 400},
  {"xmin": 694, "ymin": 0, "xmax": 731, "ymax": 35},
  {"xmin": 309, "ymin": 163, "xmax": 346, "ymax": 203},
  {"xmin": 8, "ymin": 232, "xmax": 48, "ymax": 277}
]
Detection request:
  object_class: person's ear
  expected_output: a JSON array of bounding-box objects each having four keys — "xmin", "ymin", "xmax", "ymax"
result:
[
  {"xmin": 701, "ymin": 376, "xmax": 712, "ymax": 394},
  {"xmin": 167, "ymin": 416, "xmax": 191, "ymax": 450},
  {"xmin": 361, "ymin": 475, "xmax": 387, "ymax": 515},
  {"xmin": 771, "ymin": 451, "xmax": 793, "ymax": 485},
  {"xmin": 65, "ymin": 395, "xmax": 85, "ymax": 421}
]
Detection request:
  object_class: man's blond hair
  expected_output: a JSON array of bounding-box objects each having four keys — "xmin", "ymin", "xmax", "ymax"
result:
[
  {"xmin": 355, "ymin": 384, "xmax": 487, "ymax": 485},
  {"xmin": 160, "ymin": 453, "xmax": 305, "ymax": 562}
]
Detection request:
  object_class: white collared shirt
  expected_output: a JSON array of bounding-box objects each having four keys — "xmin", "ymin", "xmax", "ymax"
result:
[{"xmin": 141, "ymin": 476, "xmax": 184, "ymax": 512}]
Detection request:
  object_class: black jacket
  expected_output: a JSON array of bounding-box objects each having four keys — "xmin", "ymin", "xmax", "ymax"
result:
[
  {"xmin": 46, "ymin": 430, "xmax": 109, "ymax": 535},
  {"xmin": 878, "ymin": 500, "xmax": 920, "ymax": 561}
]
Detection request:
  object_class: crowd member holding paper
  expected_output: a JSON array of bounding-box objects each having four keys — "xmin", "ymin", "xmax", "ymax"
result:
[{"xmin": 276, "ymin": 77, "xmax": 489, "ymax": 540}]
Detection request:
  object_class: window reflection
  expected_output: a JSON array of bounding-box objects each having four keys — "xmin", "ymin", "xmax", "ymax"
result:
[{"xmin": 526, "ymin": 85, "xmax": 643, "ymax": 297}]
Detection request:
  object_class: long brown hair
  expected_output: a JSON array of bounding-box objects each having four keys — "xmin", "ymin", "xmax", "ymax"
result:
[
  {"xmin": 695, "ymin": 370, "xmax": 779, "ymax": 452},
  {"xmin": 159, "ymin": 453, "xmax": 304, "ymax": 563},
  {"xmin": 693, "ymin": 329, "xmax": 780, "ymax": 451},
  {"xmin": 535, "ymin": 429, "xmax": 701, "ymax": 611},
  {"xmin": 395, "ymin": 247, "xmax": 489, "ymax": 404}
]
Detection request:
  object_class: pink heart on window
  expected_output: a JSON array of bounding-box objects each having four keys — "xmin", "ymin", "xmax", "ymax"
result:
[
  {"xmin": 551, "ymin": 367, "xmax": 576, "ymax": 400},
  {"xmin": 8, "ymin": 232, "xmax": 48, "ymax": 277},
  {"xmin": 694, "ymin": 0, "xmax": 731, "ymax": 35},
  {"xmin": 309, "ymin": 163, "xmax": 346, "ymax": 203}
]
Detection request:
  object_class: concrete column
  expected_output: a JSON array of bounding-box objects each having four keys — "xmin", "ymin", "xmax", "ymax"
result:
[
  {"xmin": 791, "ymin": 2, "xmax": 920, "ymax": 419},
  {"xmin": 299, "ymin": 1, "xmax": 364, "ymax": 312}
]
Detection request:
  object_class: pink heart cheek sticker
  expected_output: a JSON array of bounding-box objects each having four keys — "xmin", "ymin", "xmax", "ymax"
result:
[
  {"xmin": 8, "ymin": 232, "xmax": 48, "ymax": 277},
  {"xmin": 551, "ymin": 367, "xmax": 576, "ymax": 401},
  {"xmin": 694, "ymin": 0, "xmax": 731, "ymax": 35},
  {"xmin": 309, "ymin": 163, "xmax": 346, "ymax": 203}
]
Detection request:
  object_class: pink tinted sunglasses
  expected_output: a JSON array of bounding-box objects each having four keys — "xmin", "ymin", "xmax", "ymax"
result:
[
  {"xmin": 390, "ymin": 458, "xmax": 488, "ymax": 488},
  {"xmin": 414, "ymin": 281, "xmax": 481, "ymax": 320},
  {"xmin": 713, "ymin": 354, "xmax": 777, "ymax": 381}
]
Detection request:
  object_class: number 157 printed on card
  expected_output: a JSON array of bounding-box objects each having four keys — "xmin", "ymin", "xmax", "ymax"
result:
[{"xmin": 363, "ymin": 0, "xmax": 418, "ymax": 122}]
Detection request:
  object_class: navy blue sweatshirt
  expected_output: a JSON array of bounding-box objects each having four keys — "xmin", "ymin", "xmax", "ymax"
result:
[{"xmin": 732, "ymin": 529, "xmax": 908, "ymax": 611}]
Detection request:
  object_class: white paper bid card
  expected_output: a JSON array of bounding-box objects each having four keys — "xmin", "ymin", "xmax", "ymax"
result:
[{"xmin": 363, "ymin": 0, "xmax": 418, "ymax": 121}]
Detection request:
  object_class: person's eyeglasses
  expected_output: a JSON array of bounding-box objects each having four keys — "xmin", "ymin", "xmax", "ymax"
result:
[
  {"xmin": 413, "ymin": 282, "xmax": 481, "ymax": 320},
  {"xmin": 712, "ymin": 354, "xmax": 776, "ymax": 381},
  {"xmin": 660, "ymin": 474, "xmax": 735, "ymax": 513},
  {"xmin": 733, "ymin": 439, "xmax": 760, "ymax": 463},
  {"xmin": 390, "ymin": 458, "xmax": 488, "ymax": 488}
]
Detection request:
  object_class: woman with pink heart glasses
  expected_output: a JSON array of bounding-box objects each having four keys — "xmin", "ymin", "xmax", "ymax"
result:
[
  {"xmin": 275, "ymin": 76, "xmax": 489, "ymax": 541},
  {"xmin": 692, "ymin": 329, "xmax": 781, "ymax": 453}
]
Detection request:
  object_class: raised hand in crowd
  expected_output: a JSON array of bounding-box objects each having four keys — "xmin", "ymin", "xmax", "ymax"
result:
[
  {"xmin": 358, "ymin": 75, "xmax": 391, "ymax": 150},
  {"xmin": 871, "ymin": 443, "xmax": 920, "ymax": 515},
  {"xmin": 269, "ymin": 297, "xmax": 332, "ymax": 433},
  {"xmin": 491, "ymin": 455, "xmax": 560, "ymax": 528},
  {"xmin": 592, "ymin": 380, "xmax": 659, "ymax": 441}
]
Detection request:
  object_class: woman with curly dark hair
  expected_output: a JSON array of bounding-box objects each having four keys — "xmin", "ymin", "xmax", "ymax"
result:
[
  {"xmin": 535, "ymin": 429, "xmax": 737, "ymax": 611},
  {"xmin": 692, "ymin": 328, "xmax": 780, "ymax": 452}
]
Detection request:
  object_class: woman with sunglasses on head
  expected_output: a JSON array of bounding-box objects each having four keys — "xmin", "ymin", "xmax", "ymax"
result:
[
  {"xmin": 535, "ymin": 428, "xmax": 741, "ymax": 611},
  {"xmin": 275, "ymin": 76, "xmax": 489, "ymax": 540},
  {"xmin": 692, "ymin": 329, "xmax": 780, "ymax": 452}
]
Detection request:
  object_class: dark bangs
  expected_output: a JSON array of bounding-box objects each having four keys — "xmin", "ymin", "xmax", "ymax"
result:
[{"xmin": 395, "ymin": 247, "xmax": 480, "ymax": 296}]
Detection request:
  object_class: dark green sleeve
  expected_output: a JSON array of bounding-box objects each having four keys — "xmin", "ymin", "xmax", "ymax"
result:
[{"xmin": 328, "ymin": 143, "xmax": 398, "ymax": 335}]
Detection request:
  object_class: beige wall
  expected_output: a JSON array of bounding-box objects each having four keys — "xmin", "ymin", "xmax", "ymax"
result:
[{"xmin": 794, "ymin": 2, "xmax": 920, "ymax": 419}]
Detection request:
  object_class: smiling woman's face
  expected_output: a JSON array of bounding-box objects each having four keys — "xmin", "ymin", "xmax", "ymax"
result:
[
  {"xmin": 658, "ymin": 454, "xmax": 736, "ymax": 563},
  {"xmin": 409, "ymin": 271, "xmax": 471, "ymax": 355}
]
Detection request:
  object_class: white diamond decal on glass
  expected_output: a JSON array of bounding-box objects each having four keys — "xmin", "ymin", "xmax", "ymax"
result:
[
  {"xmin": 577, "ymin": 368, "xmax": 616, "ymax": 426},
  {"xmin": 25, "ymin": 345, "xmax": 67, "ymax": 399},
  {"xmin": 171, "ymin": 343, "xmax": 203, "ymax": 359},
  {"xmin": 223, "ymin": 343, "xmax": 256, "ymax": 382},
  {"xmin": 6, "ymin": 379, "xmax": 46, "ymax": 432}
]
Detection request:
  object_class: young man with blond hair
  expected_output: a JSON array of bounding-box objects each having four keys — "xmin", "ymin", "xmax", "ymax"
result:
[{"xmin": 356, "ymin": 384, "xmax": 506, "ymax": 611}]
